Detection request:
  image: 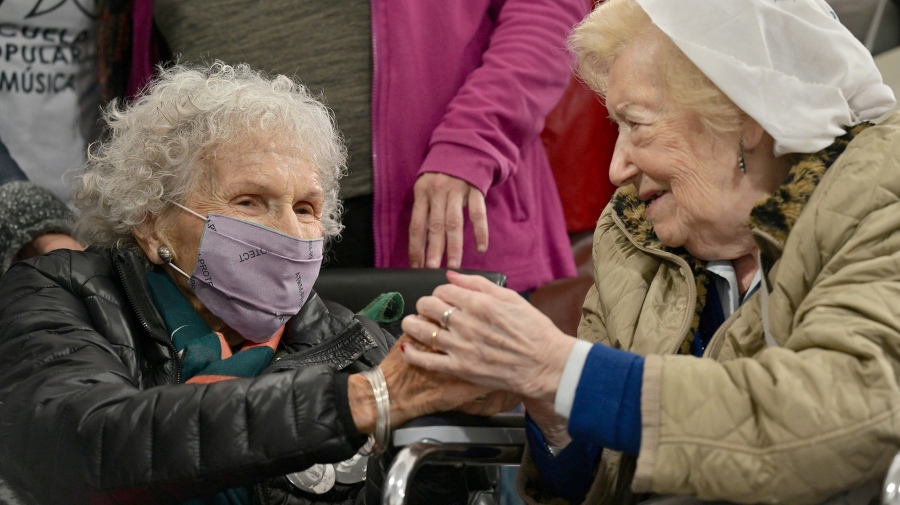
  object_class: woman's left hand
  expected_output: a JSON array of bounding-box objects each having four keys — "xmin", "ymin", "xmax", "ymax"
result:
[
  {"xmin": 524, "ymin": 398, "xmax": 571, "ymax": 448},
  {"xmin": 400, "ymin": 271, "xmax": 576, "ymax": 403}
]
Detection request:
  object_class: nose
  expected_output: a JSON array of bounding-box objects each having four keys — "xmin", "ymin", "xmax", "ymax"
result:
[
  {"xmin": 271, "ymin": 207, "xmax": 304, "ymax": 238},
  {"xmin": 608, "ymin": 133, "xmax": 639, "ymax": 187},
  {"xmin": 271, "ymin": 206, "xmax": 323, "ymax": 240}
]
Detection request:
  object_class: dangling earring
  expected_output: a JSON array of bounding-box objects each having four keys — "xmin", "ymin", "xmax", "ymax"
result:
[
  {"xmin": 157, "ymin": 245, "xmax": 174, "ymax": 264},
  {"xmin": 738, "ymin": 140, "xmax": 747, "ymax": 175}
]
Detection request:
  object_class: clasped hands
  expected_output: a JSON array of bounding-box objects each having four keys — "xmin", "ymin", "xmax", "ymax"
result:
[{"xmin": 400, "ymin": 270, "xmax": 578, "ymax": 446}]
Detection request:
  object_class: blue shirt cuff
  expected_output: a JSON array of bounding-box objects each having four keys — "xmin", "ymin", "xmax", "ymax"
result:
[
  {"xmin": 526, "ymin": 414, "xmax": 601, "ymax": 503},
  {"xmin": 568, "ymin": 344, "xmax": 644, "ymax": 456}
]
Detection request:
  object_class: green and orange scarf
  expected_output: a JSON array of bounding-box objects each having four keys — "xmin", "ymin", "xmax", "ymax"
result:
[{"xmin": 146, "ymin": 269, "xmax": 282, "ymax": 384}]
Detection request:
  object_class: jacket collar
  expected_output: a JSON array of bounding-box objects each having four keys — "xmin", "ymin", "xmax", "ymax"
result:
[
  {"xmin": 610, "ymin": 122, "xmax": 869, "ymax": 353},
  {"xmin": 749, "ymin": 123, "xmax": 869, "ymax": 275}
]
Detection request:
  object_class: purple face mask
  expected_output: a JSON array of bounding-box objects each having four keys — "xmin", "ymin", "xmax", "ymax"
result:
[{"xmin": 167, "ymin": 202, "xmax": 324, "ymax": 343}]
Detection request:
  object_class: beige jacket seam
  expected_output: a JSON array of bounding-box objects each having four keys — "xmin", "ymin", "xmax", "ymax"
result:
[
  {"xmin": 656, "ymin": 403, "xmax": 900, "ymax": 455},
  {"xmin": 632, "ymin": 354, "xmax": 664, "ymax": 493}
]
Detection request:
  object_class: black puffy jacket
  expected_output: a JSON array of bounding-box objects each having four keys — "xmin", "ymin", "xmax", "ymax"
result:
[{"xmin": 0, "ymin": 248, "xmax": 400, "ymax": 504}]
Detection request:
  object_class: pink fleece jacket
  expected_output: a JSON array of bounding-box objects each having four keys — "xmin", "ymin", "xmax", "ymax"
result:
[{"xmin": 371, "ymin": 0, "xmax": 584, "ymax": 291}]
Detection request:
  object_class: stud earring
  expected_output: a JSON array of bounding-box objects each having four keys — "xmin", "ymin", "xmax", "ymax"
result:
[
  {"xmin": 738, "ymin": 140, "xmax": 747, "ymax": 175},
  {"xmin": 157, "ymin": 245, "xmax": 174, "ymax": 264}
]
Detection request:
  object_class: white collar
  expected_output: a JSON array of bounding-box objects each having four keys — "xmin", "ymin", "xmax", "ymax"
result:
[{"xmin": 706, "ymin": 260, "xmax": 762, "ymax": 316}]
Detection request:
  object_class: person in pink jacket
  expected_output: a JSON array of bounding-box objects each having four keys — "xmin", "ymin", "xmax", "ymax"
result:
[
  {"xmin": 369, "ymin": 1, "xmax": 582, "ymax": 292},
  {"xmin": 123, "ymin": 0, "xmax": 583, "ymax": 293}
]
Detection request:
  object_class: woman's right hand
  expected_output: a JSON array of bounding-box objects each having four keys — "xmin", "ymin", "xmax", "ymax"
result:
[{"xmin": 348, "ymin": 335, "xmax": 508, "ymax": 433}]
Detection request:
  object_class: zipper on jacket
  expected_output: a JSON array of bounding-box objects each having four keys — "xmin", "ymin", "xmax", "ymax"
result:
[
  {"xmin": 611, "ymin": 212, "xmax": 697, "ymax": 355},
  {"xmin": 114, "ymin": 259, "xmax": 183, "ymax": 384},
  {"xmin": 370, "ymin": 0, "xmax": 383, "ymax": 267}
]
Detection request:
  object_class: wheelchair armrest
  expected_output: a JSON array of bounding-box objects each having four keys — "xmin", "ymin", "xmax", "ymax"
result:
[
  {"xmin": 392, "ymin": 412, "xmax": 525, "ymax": 447},
  {"xmin": 383, "ymin": 413, "xmax": 525, "ymax": 505},
  {"xmin": 314, "ymin": 268, "xmax": 506, "ymax": 316}
]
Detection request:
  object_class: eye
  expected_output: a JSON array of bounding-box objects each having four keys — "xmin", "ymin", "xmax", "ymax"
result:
[
  {"xmin": 232, "ymin": 196, "xmax": 266, "ymax": 213},
  {"xmin": 294, "ymin": 203, "xmax": 315, "ymax": 216},
  {"xmin": 619, "ymin": 118, "xmax": 647, "ymax": 138}
]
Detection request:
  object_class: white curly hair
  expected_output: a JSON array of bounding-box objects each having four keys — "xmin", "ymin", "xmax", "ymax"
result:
[{"xmin": 71, "ymin": 61, "xmax": 347, "ymax": 251}]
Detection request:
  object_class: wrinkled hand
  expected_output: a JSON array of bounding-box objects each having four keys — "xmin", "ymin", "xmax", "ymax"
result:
[
  {"xmin": 21, "ymin": 233, "xmax": 84, "ymax": 259},
  {"xmin": 400, "ymin": 271, "xmax": 576, "ymax": 403},
  {"xmin": 409, "ymin": 173, "xmax": 488, "ymax": 269},
  {"xmin": 524, "ymin": 398, "xmax": 571, "ymax": 448},
  {"xmin": 349, "ymin": 335, "xmax": 510, "ymax": 433},
  {"xmin": 382, "ymin": 335, "xmax": 491, "ymax": 422},
  {"xmin": 457, "ymin": 390, "xmax": 522, "ymax": 417}
]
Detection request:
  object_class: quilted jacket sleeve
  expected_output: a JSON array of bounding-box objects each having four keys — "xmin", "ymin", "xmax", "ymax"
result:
[{"xmin": 0, "ymin": 253, "xmax": 366, "ymax": 504}]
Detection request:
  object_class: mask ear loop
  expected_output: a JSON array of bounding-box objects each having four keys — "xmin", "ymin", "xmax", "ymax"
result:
[
  {"xmin": 157, "ymin": 244, "xmax": 192, "ymax": 279},
  {"xmin": 168, "ymin": 200, "xmax": 208, "ymax": 221},
  {"xmin": 166, "ymin": 260, "xmax": 192, "ymax": 280},
  {"xmin": 162, "ymin": 200, "xmax": 207, "ymax": 279}
]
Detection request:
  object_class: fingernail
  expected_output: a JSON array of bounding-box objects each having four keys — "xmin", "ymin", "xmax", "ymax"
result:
[{"xmin": 401, "ymin": 343, "xmax": 406, "ymax": 352}]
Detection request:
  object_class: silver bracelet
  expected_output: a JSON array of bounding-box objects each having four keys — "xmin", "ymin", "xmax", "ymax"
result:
[{"xmin": 361, "ymin": 367, "xmax": 391, "ymax": 456}]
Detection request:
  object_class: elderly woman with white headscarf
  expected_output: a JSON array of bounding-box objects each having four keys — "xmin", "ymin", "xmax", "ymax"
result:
[{"xmin": 399, "ymin": 0, "xmax": 900, "ymax": 503}]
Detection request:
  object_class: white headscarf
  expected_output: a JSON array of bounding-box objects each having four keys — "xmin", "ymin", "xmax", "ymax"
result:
[{"xmin": 636, "ymin": 0, "xmax": 896, "ymax": 155}]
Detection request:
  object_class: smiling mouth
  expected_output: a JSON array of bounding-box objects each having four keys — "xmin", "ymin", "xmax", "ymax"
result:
[{"xmin": 643, "ymin": 190, "xmax": 666, "ymax": 204}]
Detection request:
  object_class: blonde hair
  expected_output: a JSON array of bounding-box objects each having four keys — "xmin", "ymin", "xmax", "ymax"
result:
[
  {"xmin": 569, "ymin": 0, "xmax": 746, "ymax": 135},
  {"xmin": 71, "ymin": 61, "xmax": 347, "ymax": 251}
]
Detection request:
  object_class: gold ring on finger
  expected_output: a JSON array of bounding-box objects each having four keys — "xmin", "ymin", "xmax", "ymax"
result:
[{"xmin": 439, "ymin": 306, "xmax": 459, "ymax": 329}]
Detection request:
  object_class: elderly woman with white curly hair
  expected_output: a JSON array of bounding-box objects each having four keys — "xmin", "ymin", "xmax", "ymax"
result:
[
  {"xmin": 0, "ymin": 62, "xmax": 510, "ymax": 505},
  {"xmin": 401, "ymin": 0, "xmax": 900, "ymax": 504}
]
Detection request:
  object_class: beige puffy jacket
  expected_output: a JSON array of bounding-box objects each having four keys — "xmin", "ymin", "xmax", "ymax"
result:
[{"xmin": 522, "ymin": 113, "xmax": 900, "ymax": 504}]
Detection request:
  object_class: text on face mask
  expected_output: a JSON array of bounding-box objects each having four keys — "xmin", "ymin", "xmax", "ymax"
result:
[{"xmin": 239, "ymin": 249, "xmax": 268, "ymax": 262}]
